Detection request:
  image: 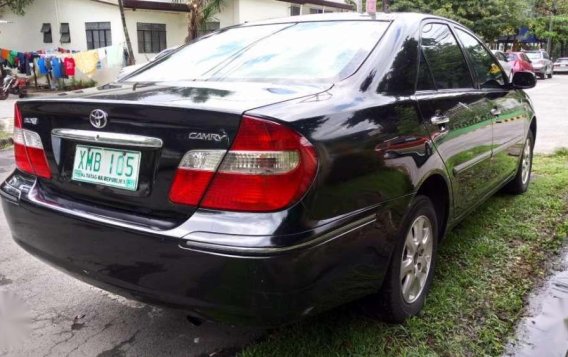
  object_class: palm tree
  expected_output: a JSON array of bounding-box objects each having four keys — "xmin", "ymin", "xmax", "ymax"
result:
[
  {"xmin": 118, "ymin": 0, "xmax": 135, "ymax": 65},
  {"xmin": 185, "ymin": 0, "xmax": 225, "ymax": 43}
]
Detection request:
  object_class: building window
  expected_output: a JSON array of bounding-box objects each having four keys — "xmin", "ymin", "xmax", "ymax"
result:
[
  {"xmin": 137, "ymin": 23, "xmax": 167, "ymax": 53},
  {"xmin": 60, "ymin": 23, "xmax": 70, "ymax": 43},
  {"xmin": 310, "ymin": 8, "xmax": 323, "ymax": 14},
  {"xmin": 290, "ymin": 5, "xmax": 301, "ymax": 16},
  {"xmin": 41, "ymin": 23, "xmax": 52, "ymax": 43},
  {"xmin": 86, "ymin": 22, "xmax": 112, "ymax": 50}
]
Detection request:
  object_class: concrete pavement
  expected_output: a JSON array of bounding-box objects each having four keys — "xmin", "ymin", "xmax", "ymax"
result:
[{"xmin": 526, "ymin": 74, "xmax": 568, "ymax": 154}]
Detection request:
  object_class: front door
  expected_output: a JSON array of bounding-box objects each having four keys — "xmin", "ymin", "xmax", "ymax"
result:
[
  {"xmin": 454, "ymin": 27, "xmax": 527, "ymax": 186},
  {"xmin": 415, "ymin": 22, "xmax": 495, "ymax": 216}
]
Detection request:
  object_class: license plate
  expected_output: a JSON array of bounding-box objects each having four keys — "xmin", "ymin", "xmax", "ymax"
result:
[{"xmin": 72, "ymin": 145, "xmax": 141, "ymax": 191}]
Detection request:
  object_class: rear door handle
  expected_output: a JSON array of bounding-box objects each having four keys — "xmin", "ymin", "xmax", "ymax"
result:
[{"xmin": 431, "ymin": 114, "xmax": 450, "ymax": 125}]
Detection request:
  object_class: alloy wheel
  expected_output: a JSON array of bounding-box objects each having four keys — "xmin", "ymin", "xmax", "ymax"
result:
[
  {"xmin": 400, "ymin": 215, "xmax": 433, "ymax": 304},
  {"xmin": 521, "ymin": 137, "xmax": 532, "ymax": 185}
]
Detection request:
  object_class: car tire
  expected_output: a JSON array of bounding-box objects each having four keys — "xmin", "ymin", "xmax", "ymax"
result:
[
  {"xmin": 361, "ymin": 195, "xmax": 438, "ymax": 323},
  {"xmin": 505, "ymin": 130, "xmax": 534, "ymax": 194},
  {"xmin": 547, "ymin": 67, "xmax": 553, "ymax": 79}
]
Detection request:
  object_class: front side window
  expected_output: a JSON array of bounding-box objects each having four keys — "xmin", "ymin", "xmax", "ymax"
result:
[
  {"xmin": 86, "ymin": 22, "xmax": 112, "ymax": 49},
  {"xmin": 137, "ymin": 23, "xmax": 167, "ymax": 53},
  {"xmin": 420, "ymin": 23, "xmax": 473, "ymax": 90},
  {"xmin": 126, "ymin": 21, "xmax": 389, "ymax": 84},
  {"xmin": 455, "ymin": 29, "xmax": 505, "ymax": 88}
]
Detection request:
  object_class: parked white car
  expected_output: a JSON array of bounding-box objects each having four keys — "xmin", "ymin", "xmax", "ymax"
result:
[{"xmin": 553, "ymin": 57, "xmax": 568, "ymax": 74}]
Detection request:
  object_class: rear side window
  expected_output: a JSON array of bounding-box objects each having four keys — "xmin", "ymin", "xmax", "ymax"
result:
[
  {"xmin": 507, "ymin": 53, "xmax": 518, "ymax": 61},
  {"xmin": 420, "ymin": 23, "xmax": 473, "ymax": 90},
  {"xmin": 126, "ymin": 21, "xmax": 390, "ymax": 83},
  {"xmin": 416, "ymin": 49, "xmax": 436, "ymax": 91},
  {"xmin": 455, "ymin": 29, "xmax": 505, "ymax": 88}
]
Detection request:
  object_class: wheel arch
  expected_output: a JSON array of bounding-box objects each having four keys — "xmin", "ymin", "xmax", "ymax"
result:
[{"xmin": 415, "ymin": 173, "xmax": 451, "ymax": 241}]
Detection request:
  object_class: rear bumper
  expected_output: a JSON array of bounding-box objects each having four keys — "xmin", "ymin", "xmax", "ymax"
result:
[
  {"xmin": 554, "ymin": 67, "xmax": 568, "ymax": 73},
  {"xmin": 1, "ymin": 172, "xmax": 406, "ymax": 326}
]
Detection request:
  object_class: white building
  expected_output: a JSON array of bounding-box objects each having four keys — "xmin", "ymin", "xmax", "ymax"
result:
[{"xmin": 0, "ymin": 0, "xmax": 352, "ymax": 71}]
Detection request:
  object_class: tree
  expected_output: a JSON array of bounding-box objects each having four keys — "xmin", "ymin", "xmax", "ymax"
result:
[
  {"xmin": 118, "ymin": 0, "xmax": 135, "ymax": 65},
  {"xmin": 0, "ymin": 0, "xmax": 34, "ymax": 15},
  {"xmin": 185, "ymin": 0, "xmax": 225, "ymax": 43},
  {"xmin": 389, "ymin": 0, "xmax": 530, "ymax": 42},
  {"xmin": 529, "ymin": 0, "xmax": 568, "ymax": 56}
]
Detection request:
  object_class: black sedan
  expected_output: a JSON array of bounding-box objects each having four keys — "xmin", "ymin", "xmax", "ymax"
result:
[{"xmin": 1, "ymin": 13, "xmax": 537, "ymax": 326}]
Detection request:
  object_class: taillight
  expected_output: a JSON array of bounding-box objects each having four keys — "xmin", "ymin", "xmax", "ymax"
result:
[
  {"xmin": 169, "ymin": 115, "xmax": 318, "ymax": 212},
  {"xmin": 13, "ymin": 104, "xmax": 51, "ymax": 179}
]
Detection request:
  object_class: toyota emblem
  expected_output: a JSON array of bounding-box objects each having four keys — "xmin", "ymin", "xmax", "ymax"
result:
[{"xmin": 89, "ymin": 109, "xmax": 108, "ymax": 129}]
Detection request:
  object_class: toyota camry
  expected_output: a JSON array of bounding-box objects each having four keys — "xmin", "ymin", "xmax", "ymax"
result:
[{"xmin": 1, "ymin": 13, "xmax": 537, "ymax": 326}]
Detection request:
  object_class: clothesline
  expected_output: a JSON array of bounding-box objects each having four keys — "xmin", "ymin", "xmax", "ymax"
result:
[{"xmin": 0, "ymin": 44, "xmax": 128, "ymax": 78}]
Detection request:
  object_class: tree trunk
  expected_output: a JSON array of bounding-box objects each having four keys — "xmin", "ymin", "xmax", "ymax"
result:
[
  {"xmin": 118, "ymin": 0, "xmax": 136, "ymax": 65},
  {"xmin": 185, "ymin": 1, "xmax": 200, "ymax": 44}
]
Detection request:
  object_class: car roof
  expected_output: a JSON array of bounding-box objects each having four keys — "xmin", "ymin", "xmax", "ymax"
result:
[{"xmin": 239, "ymin": 12, "xmax": 455, "ymax": 27}]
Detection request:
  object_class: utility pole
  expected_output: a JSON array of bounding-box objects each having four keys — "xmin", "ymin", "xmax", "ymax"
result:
[{"xmin": 547, "ymin": 0, "xmax": 558, "ymax": 53}]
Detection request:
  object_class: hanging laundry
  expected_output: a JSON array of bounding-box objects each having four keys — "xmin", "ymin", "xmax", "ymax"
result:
[
  {"xmin": 63, "ymin": 57, "xmax": 76, "ymax": 76},
  {"xmin": 52, "ymin": 57, "xmax": 63, "ymax": 78},
  {"xmin": 8, "ymin": 50, "xmax": 18, "ymax": 66},
  {"xmin": 106, "ymin": 46, "xmax": 124, "ymax": 68},
  {"xmin": 37, "ymin": 58, "xmax": 48, "ymax": 75},
  {"xmin": 17, "ymin": 53, "xmax": 26, "ymax": 73},
  {"xmin": 73, "ymin": 50, "xmax": 99, "ymax": 76}
]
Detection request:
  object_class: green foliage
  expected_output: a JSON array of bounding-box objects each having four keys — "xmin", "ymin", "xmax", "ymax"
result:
[
  {"xmin": 389, "ymin": 0, "xmax": 529, "ymax": 41},
  {"xmin": 0, "ymin": 0, "xmax": 34, "ymax": 15},
  {"xmin": 64, "ymin": 78, "xmax": 97, "ymax": 90},
  {"xmin": 528, "ymin": 0, "xmax": 568, "ymax": 55}
]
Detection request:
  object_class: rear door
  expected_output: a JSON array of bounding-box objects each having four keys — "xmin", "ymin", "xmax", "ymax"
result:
[
  {"xmin": 415, "ymin": 22, "xmax": 494, "ymax": 216},
  {"xmin": 454, "ymin": 28, "xmax": 526, "ymax": 185}
]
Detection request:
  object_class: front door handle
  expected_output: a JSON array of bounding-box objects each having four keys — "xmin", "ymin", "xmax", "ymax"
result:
[
  {"xmin": 431, "ymin": 114, "xmax": 450, "ymax": 125},
  {"xmin": 491, "ymin": 108, "xmax": 502, "ymax": 116}
]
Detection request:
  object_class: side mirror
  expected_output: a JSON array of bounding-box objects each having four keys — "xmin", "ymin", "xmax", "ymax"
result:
[{"xmin": 511, "ymin": 71, "xmax": 536, "ymax": 89}]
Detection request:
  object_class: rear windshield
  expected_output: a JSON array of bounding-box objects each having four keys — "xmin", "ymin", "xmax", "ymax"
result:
[
  {"xmin": 525, "ymin": 52, "xmax": 542, "ymax": 60},
  {"xmin": 557, "ymin": 58, "xmax": 568, "ymax": 63},
  {"xmin": 123, "ymin": 21, "xmax": 390, "ymax": 84}
]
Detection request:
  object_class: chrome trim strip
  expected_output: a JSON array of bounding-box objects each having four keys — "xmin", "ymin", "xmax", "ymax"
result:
[
  {"xmin": 51, "ymin": 128, "xmax": 163, "ymax": 148},
  {"xmin": 26, "ymin": 181, "xmax": 186, "ymax": 238}
]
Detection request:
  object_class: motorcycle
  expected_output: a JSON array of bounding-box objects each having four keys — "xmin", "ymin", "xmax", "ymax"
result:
[{"xmin": 0, "ymin": 70, "xmax": 28, "ymax": 100}]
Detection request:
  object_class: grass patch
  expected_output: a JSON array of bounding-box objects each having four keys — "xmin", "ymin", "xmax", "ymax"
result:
[
  {"xmin": 0, "ymin": 131, "xmax": 11, "ymax": 150},
  {"xmin": 240, "ymin": 153, "xmax": 568, "ymax": 357}
]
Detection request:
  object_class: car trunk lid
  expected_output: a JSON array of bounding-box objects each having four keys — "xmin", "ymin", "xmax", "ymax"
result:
[{"xmin": 16, "ymin": 81, "xmax": 327, "ymax": 229}]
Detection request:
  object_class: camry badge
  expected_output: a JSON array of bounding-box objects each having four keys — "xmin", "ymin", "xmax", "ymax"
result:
[
  {"xmin": 188, "ymin": 130, "xmax": 228, "ymax": 143},
  {"xmin": 89, "ymin": 109, "xmax": 108, "ymax": 129}
]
